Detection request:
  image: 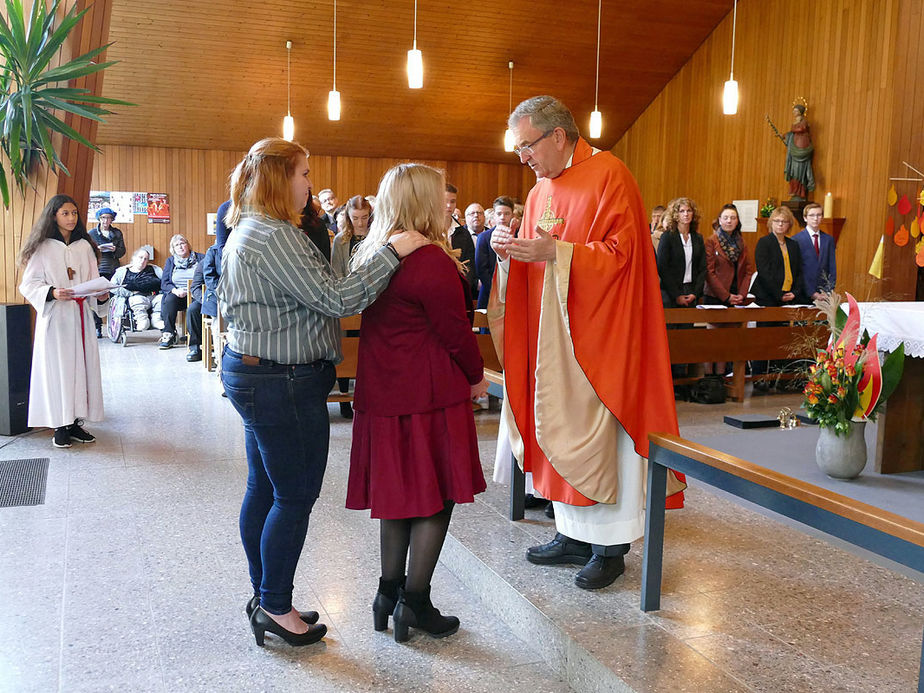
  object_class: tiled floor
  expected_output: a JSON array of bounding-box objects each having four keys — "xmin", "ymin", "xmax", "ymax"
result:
[{"xmin": 0, "ymin": 333, "xmax": 921, "ymax": 692}]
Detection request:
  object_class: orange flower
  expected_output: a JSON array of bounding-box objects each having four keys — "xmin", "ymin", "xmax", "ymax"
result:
[
  {"xmin": 827, "ymin": 394, "xmax": 839, "ymax": 404},
  {"xmin": 808, "ymin": 394, "xmax": 818, "ymax": 404}
]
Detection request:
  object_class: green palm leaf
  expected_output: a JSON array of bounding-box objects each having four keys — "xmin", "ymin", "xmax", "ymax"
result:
[{"xmin": 0, "ymin": 0, "xmax": 133, "ymax": 208}]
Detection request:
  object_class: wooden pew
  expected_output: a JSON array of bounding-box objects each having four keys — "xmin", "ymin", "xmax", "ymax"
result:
[
  {"xmin": 641, "ymin": 432, "xmax": 924, "ymax": 692},
  {"xmin": 329, "ymin": 314, "xmax": 361, "ymax": 403},
  {"xmin": 662, "ymin": 306, "xmax": 827, "ymax": 401}
]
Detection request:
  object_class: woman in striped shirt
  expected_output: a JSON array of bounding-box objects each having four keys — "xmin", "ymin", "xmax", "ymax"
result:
[{"xmin": 219, "ymin": 138, "xmax": 426, "ymax": 648}]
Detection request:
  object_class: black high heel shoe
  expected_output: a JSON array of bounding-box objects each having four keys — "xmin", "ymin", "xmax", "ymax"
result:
[
  {"xmin": 245, "ymin": 596, "xmax": 319, "ymax": 624},
  {"xmin": 250, "ymin": 607, "xmax": 327, "ymax": 647},
  {"xmin": 372, "ymin": 577, "xmax": 405, "ymax": 631},
  {"xmin": 392, "ymin": 586, "xmax": 459, "ymax": 643}
]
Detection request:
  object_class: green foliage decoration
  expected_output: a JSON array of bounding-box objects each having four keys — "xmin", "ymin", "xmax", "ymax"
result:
[{"xmin": 0, "ymin": 0, "xmax": 132, "ymax": 207}]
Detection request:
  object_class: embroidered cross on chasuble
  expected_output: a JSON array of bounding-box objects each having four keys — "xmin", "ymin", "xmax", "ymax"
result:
[{"xmin": 536, "ymin": 195, "xmax": 565, "ymax": 236}]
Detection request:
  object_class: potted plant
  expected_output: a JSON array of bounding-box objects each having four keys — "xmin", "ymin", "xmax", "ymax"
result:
[
  {"xmin": 803, "ymin": 293, "xmax": 905, "ymax": 479},
  {"xmin": 0, "ymin": 0, "xmax": 130, "ymax": 207}
]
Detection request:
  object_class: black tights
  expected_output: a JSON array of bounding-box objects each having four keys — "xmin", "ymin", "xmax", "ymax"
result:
[{"xmin": 380, "ymin": 501, "xmax": 454, "ymax": 592}]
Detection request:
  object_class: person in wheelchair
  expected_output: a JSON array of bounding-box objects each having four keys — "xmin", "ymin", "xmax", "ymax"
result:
[{"xmin": 110, "ymin": 248, "xmax": 164, "ymax": 331}]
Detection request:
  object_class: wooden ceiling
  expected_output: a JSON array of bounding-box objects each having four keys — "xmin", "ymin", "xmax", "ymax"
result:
[{"xmin": 96, "ymin": 0, "xmax": 733, "ymax": 163}]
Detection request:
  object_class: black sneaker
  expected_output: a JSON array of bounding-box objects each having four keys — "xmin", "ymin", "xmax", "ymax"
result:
[
  {"xmin": 186, "ymin": 346, "xmax": 202, "ymax": 362},
  {"xmin": 53, "ymin": 427, "xmax": 72, "ymax": 448},
  {"xmin": 159, "ymin": 333, "xmax": 175, "ymax": 350},
  {"xmin": 68, "ymin": 421, "xmax": 96, "ymax": 444}
]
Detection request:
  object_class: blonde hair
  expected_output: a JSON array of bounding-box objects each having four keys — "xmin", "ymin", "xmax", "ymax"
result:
[
  {"xmin": 663, "ymin": 197, "xmax": 702, "ymax": 234},
  {"xmin": 350, "ymin": 164, "xmax": 462, "ymax": 273},
  {"xmin": 768, "ymin": 205, "xmax": 797, "ymax": 231},
  {"xmin": 225, "ymin": 138, "xmax": 307, "ymax": 228}
]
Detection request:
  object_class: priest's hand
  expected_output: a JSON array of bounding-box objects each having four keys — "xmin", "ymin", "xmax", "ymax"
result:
[
  {"xmin": 53, "ymin": 287, "xmax": 74, "ymax": 301},
  {"xmin": 491, "ymin": 224, "xmax": 513, "ymax": 261},
  {"xmin": 470, "ymin": 377, "xmax": 488, "ymax": 400},
  {"xmin": 507, "ymin": 227, "xmax": 556, "ymax": 263},
  {"xmin": 728, "ymin": 293, "xmax": 744, "ymax": 306}
]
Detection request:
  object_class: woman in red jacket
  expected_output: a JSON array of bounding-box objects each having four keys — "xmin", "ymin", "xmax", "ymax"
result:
[{"xmin": 346, "ymin": 163, "xmax": 488, "ymax": 643}]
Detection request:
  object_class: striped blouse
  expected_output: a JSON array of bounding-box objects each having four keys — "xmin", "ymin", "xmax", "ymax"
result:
[{"xmin": 219, "ymin": 212, "xmax": 399, "ymax": 365}]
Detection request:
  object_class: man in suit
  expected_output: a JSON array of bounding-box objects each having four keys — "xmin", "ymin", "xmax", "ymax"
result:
[
  {"xmin": 318, "ymin": 188, "xmax": 339, "ymax": 235},
  {"xmin": 792, "ymin": 202, "xmax": 836, "ymax": 301},
  {"xmin": 445, "ymin": 183, "xmax": 477, "ymax": 302}
]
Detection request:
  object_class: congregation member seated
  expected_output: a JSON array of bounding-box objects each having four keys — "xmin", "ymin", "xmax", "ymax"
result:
[
  {"xmin": 792, "ymin": 201, "xmax": 836, "ymax": 301},
  {"xmin": 186, "ymin": 201, "xmax": 232, "ymax": 362},
  {"xmin": 159, "ymin": 234, "xmax": 204, "ymax": 350},
  {"xmin": 110, "ymin": 248, "xmax": 164, "ymax": 331},
  {"xmin": 703, "ymin": 203, "xmax": 755, "ymax": 375}
]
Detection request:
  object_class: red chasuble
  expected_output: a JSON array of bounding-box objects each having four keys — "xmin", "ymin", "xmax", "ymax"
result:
[{"xmin": 500, "ymin": 139, "xmax": 685, "ymax": 508}]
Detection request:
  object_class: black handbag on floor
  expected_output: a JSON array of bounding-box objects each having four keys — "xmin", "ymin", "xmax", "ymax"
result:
[{"xmin": 690, "ymin": 375, "xmax": 727, "ymax": 404}]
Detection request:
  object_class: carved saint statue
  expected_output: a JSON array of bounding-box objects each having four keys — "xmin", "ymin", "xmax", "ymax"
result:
[{"xmin": 767, "ymin": 101, "xmax": 815, "ymax": 201}]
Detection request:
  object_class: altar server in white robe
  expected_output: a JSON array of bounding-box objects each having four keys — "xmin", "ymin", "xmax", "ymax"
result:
[{"xmin": 18, "ymin": 194, "xmax": 105, "ymax": 449}]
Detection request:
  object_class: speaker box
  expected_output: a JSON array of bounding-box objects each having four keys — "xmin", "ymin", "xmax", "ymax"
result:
[{"xmin": 0, "ymin": 303, "xmax": 32, "ymax": 436}]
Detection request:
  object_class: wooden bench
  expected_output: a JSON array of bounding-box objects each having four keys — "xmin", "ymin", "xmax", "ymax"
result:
[
  {"xmin": 663, "ymin": 306, "xmax": 827, "ymax": 401},
  {"xmin": 641, "ymin": 432, "xmax": 924, "ymax": 691},
  {"xmin": 329, "ymin": 314, "xmax": 361, "ymax": 403}
]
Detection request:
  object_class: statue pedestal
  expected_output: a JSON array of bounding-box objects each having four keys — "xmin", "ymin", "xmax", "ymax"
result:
[{"xmin": 783, "ymin": 200, "xmax": 809, "ymax": 226}]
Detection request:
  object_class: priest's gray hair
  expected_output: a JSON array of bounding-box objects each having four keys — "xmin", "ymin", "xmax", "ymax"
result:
[{"xmin": 508, "ymin": 96, "xmax": 580, "ymax": 143}]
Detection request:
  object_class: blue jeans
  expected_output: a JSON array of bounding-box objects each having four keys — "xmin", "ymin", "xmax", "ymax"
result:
[{"xmin": 221, "ymin": 347, "xmax": 336, "ymax": 615}]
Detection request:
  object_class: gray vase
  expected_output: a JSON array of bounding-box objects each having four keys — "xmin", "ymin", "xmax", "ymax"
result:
[{"xmin": 815, "ymin": 420, "xmax": 867, "ymax": 480}]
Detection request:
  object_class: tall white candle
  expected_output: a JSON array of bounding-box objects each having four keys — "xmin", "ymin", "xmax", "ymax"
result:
[{"xmin": 823, "ymin": 192, "xmax": 833, "ymax": 218}]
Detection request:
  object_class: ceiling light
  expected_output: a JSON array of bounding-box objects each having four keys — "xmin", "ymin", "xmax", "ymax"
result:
[
  {"xmin": 407, "ymin": 0, "xmax": 423, "ymax": 88},
  {"xmin": 723, "ymin": 0, "xmax": 739, "ymax": 115},
  {"xmin": 283, "ymin": 41, "xmax": 294, "ymax": 140},
  {"xmin": 589, "ymin": 0, "xmax": 603, "ymax": 138},
  {"xmin": 328, "ymin": 0, "xmax": 341, "ymax": 120}
]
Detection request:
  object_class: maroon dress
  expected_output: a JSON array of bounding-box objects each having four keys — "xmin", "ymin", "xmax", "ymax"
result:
[{"xmin": 346, "ymin": 245, "xmax": 486, "ymax": 519}]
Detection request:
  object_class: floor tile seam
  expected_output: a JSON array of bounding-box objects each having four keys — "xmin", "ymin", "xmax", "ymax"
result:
[
  {"xmin": 652, "ymin": 621, "xmax": 759, "ymax": 693},
  {"xmin": 679, "ymin": 617, "xmax": 838, "ymax": 679}
]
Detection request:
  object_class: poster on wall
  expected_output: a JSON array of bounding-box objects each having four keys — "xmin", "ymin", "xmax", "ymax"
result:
[
  {"xmin": 108, "ymin": 192, "xmax": 134, "ymax": 223},
  {"xmin": 88, "ymin": 191, "xmax": 110, "ymax": 221},
  {"xmin": 147, "ymin": 193, "xmax": 171, "ymax": 223},
  {"xmin": 132, "ymin": 193, "xmax": 148, "ymax": 215},
  {"xmin": 733, "ymin": 199, "xmax": 760, "ymax": 232},
  {"xmin": 207, "ymin": 213, "xmax": 217, "ymax": 236},
  {"xmin": 88, "ymin": 191, "xmax": 136, "ymax": 223}
]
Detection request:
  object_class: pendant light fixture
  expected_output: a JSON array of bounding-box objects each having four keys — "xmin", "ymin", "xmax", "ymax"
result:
[
  {"xmin": 407, "ymin": 0, "xmax": 423, "ymax": 88},
  {"xmin": 503, "ymin": 61, "xmax": 515, "ymax": 152},
  {"xmin": 588, "ymin": 0, "xmax": 603, "ymax": 139},
  {"xmin": 328, "ymin": 0, "xmax": 341, "ymax": 120},
  {"xmin": 723, "ymin": 0, "xmax": 739, "ymax": 115},
  {"xmin": 283, "ymin": 41, "xmax": 295, "ymax": 140}
]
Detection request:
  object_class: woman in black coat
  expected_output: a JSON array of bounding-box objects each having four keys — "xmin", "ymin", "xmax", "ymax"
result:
[
  {"xmin": 656, "ymin": 197, "xmax": 706, "ymax": 308},
  {"xmin": 752, "ymin": 206, "xmax": 809, "ymax": 307}
]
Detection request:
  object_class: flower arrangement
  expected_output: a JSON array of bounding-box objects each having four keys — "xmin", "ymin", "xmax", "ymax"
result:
[
  {"xmin": 759, "ymin": 198, "xmax": 777, "ymax": 217},
  {"xmin": 803, "ymin": 293, "xmax": 904, "ymax": 436}
]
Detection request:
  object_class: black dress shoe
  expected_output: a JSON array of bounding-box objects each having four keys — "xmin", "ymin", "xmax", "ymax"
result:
[
  {"xmin": 246, "ymin": 596, "xmax": 319, "ymax": 625},
  {"xmin": 526, "ymin": 533, "xmax": 592, "ymax": 565},
  {"xmin": 574, "ymin": 554, "xmax": 625, "ymax": 590},
  {"xmin": 339, "ymin": 402, "xmax": 354, "ymax": 419},
  {"xmin": 186, "ymin": 346, "xmax": 202, "ymax": 362},
  {"xmin": 523, "ymin": 494, "xmax": 545, "ymax": 509},
  {"xmin": 544, "ymin": 502, "xmax": 555, "ymax": 519},
  {"xmin": 250, "ymin": 607, "xmax": 326, "ymax": 647}
]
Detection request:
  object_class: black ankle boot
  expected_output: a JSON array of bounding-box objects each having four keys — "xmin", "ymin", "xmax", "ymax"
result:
[
  {"xmin": 392, "ymin": 586, "xmax": 459, "ymax": 642},
  {"xmin": 372, "ymin": 577, "xmax": 405, "ymax": 632}
]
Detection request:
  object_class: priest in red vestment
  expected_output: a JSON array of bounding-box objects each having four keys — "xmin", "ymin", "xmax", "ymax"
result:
[{"xmin": 489, "ymin": 96, "xmax": 685, "ymax": 590}]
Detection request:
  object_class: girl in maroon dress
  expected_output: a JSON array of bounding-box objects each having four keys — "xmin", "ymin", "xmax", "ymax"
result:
[{"xmin": 346, "ymin": 163, "xmax": 488, "ymax": 642}]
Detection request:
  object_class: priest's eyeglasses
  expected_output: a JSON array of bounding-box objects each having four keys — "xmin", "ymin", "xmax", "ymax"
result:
[{"xmin": 513, "ymin": 129, "xmax": 554, "ymax": 157}]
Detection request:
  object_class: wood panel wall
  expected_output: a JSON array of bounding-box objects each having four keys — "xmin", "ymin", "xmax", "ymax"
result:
[
  {"xmin": 612, "ymin": 0, "xmax": 905, "ymax": 300},
  {"xmin": 89, "ymin": 146, "xmax": 535, "ymax": 263}
]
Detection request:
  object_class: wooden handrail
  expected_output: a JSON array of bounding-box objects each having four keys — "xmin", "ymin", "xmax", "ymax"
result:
[{"xmin": 649, "ymin": 432, "xmax": 924, "ymax": 548}]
